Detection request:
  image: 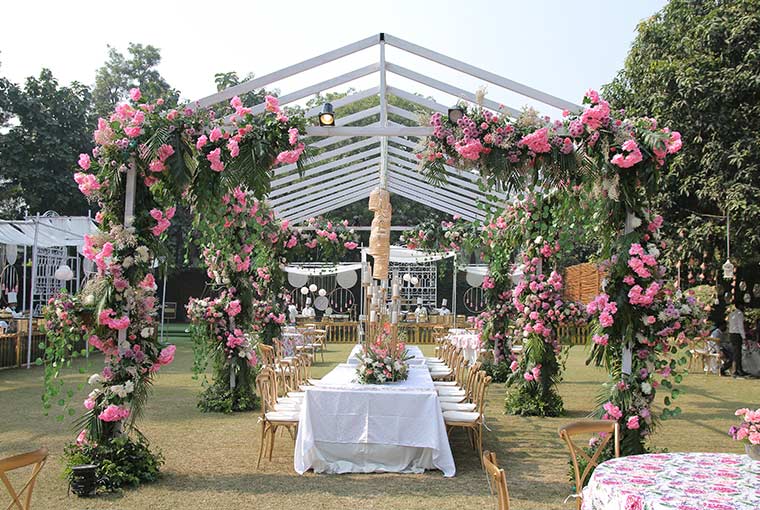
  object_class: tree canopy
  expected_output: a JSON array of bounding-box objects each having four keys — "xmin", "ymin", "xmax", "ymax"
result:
[{"xmin": 604, "ymin": 0, "xmax": 760, "ymax": 273}]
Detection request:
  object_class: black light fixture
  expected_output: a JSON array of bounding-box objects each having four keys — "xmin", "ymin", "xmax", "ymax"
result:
[
  {"xmin": 70, "ymin": 464, "xmax": 98, "ymax": 497},
  {"xmin": 448, "ymin": 105, "xmax": 464, "ymax": 124},
  {"xmin": 318, "ymin": 102, "xmax": 335, "ymax": 126}
]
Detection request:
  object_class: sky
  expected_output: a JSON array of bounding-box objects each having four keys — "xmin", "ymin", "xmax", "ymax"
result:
[{"xmin": 0, "ymin": 0, "xmax": 668, "ymax": 117}]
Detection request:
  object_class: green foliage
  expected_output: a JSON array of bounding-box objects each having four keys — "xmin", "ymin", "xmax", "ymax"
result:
[
  {"xmin": 0, "ymin": 68, "xmax": 92, "ymax": 217},
  {"xmin": 197, "ymin": 381, "xmax": 258, "ymax": 414},
  {"xmin": 63, "ymin": 435, "xmax": 163, "ymax": 492},
  {"xmin": 603, "ymin": 0, "xmax": 760, "ymax": 267},
  {"xmin": 93, "ymin": 43, "xmax": 178, "ymax": 119},
  {"xmin": 480, "ymin": 359, "xmax": 511, "ymax": 383}
]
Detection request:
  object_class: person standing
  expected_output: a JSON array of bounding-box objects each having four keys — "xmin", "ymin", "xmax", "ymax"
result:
[{"xmin": 727, "ymin": 305, "xmax": 747, "ymax": 377}]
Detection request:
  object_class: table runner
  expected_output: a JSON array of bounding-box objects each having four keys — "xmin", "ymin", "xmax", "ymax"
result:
[{"xmin": 346, "ymin": 344, "xmax": 426, "ymax": 365}]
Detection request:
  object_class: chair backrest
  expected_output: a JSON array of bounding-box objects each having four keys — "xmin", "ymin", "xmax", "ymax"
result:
[
  {"xmin": 558, "ymin": 419, "xmax": 620, "ymax": 505},
  {"xmin": 474, "ymin": 372, "xmax": 492, "ymax": 414},
  {"xmin": 258, "ymin": 344, "xmax": 276, "ymax": 366},
  {"xmin": 255, "ymin": 367, "xmax": 276, "ymax": 413},
  {"xmin": 464, "ymin": 362, "xmax": 483, "ymax": 400},
  {"xmin": 482, "ymin": 450, "xmax": 510, "ymax": 510},
  {"xmin": 0, "ymin": 447, "xmax": 48, "ymax": 510}
]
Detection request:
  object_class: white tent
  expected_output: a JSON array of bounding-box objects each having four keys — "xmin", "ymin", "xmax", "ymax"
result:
[{"xmin": 0, "ymin": 214, "xmax": 97, "ymax": 368}]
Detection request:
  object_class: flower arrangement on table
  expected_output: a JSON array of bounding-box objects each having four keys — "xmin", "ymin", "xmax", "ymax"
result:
[
  {"xmin": 355, "ymin": 326, "xmax": 413, "ymax": 384},
  {"xmin": 729, "ymin": 408, "xmax": 760, "ymax": 460}
]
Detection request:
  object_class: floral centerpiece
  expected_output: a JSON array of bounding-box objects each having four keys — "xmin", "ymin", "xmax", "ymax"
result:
[
  {"xmin": 355, "ymin": 326, "xmax": 413, "ymax": 384},
  {"xmin": 729, "ymin": 408, "xmax": 760, "ymax": 461}
]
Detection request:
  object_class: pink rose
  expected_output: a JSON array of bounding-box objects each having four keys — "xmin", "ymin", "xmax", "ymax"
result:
[
  {"xmin": 129, "ymin": 88, "xmax": 141, "ymax": 101},
  {"xmin": 627, "ymin": 416, "xmax": 640, "ymax": 430},
  {"xmin": 98, "ymin": 404, "xmax": 130, "ymax": 422},
  {"xmin": 344, "ymin": 241, "xmax": 358, "ymax": 250},
  {"xmin": 78, "ymin": 153, "xmax": 91, "ymax": 170}
]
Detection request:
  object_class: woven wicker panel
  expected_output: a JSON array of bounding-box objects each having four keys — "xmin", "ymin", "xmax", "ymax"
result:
[{"xmin": 563, "ymin": 262, "xmax": 603, "ymax": 304}]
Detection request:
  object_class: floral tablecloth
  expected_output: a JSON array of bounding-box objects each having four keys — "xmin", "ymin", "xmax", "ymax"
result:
[{"xmin": 582, "ymin": 452, "xmax": 760, "ymax": 510}]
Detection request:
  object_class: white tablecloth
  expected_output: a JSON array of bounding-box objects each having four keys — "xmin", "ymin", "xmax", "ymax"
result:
[
  {"xmin": 294, "ymin": 363, "xmax": 455, "ymax": 476},
  {"xmin": 346, "ymin": 344, "xmax": 427, "ymax": 365},
  {"xmin": 448, "ymin": 331, "xmax": 482, "ymax": 365}
]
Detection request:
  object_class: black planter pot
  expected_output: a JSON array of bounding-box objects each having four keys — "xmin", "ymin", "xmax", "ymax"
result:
[{"xmin": 70, "ymin": 463, "xmax": 98, "ymax": 497}]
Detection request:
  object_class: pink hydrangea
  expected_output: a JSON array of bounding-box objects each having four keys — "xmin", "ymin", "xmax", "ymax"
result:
[
  {"xmin": 207, "ymin": 148, "xmax": 225, "ymax": 172},
  {"xmin": 455, "ymin": 139, "xmax": 487, "ymax": 160},
  {"xmin": 226, "ymin": 300, "xmax": 242, "ymax": 317},
  {"xmin": 74, "ymin": 173, "xmax": 101, "ymax": 196},
  {"xmin": 129, "ymin": 88, "xmax": 141, "ymax": 101},
  {"xmin": 78, "ymin": 153, "xmax": 91, "ymax": 170},
  {"xmin": 209, "ymin": 127, "xmax": 223, "ymax": 143},
  {"xmin": 288, "ymin": 127, "xmax": 299, "ymax": 146},
  {"xmin": 275, "ymin": 143, "xmax": 305, "ymax": 165},
  {"xmin": 519, "ymin": 127, "xmax": 552, "ymax": 153},
  {"xmin": 611, "ymin": 139, "xmax": 643, "ymax": 169},
  {"xmin": 264, "ymin": 95, "xmax": 280, "ymax": 113},
  {"xmin": 344, "ymin": 241, "xmax": 358, "ymax": 250},
  {"xmin": 196, "ymin": 135, "xmax": 208, "ymax": 150},
  {"xmin": 627, "ymin": 416, "xmax": 640, "ymax": 430},
  {"xmin": 98, "ymin": 404, "xmax": 130, "ymax": 422},
  {"xmin": 157, "ymin": 345, "xmax": 176, "ymax": 366},
  {"xmin": 603, "ymin": 401, "xmax": 623, "ymax": 420}
]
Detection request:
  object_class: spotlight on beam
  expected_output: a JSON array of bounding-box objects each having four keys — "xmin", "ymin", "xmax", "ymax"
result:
[
  {"xmin": 448, "ymin": 105, "xmax": 464, "ymax": 124},
  {"xmin": 319, "ymin": 102, "xmax": 335, "ymax": 126}
]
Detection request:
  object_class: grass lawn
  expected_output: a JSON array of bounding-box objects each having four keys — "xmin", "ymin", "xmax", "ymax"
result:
[{"xmin": 1, "ymin": 325, "xmax": 757, "ymax": 510}]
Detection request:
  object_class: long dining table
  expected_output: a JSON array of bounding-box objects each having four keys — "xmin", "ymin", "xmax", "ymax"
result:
[{"xmin": 293, "ymin": 358, "xmax": 455, "ymax": 477}]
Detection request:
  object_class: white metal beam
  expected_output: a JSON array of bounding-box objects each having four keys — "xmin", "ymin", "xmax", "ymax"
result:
[
  {"xmin": 287, "ymin": 188, "xmax": 375, "ymax": 224},
  {"xmin": 279, "ymin": 179, "xmax": 379, "ymax": 219},
  {"xmin": 305, "ymin": 125, "xmax": 434, "ymax": 137},
  {"xmin": 274, "ymin": 137, "xmax": 379, "ymax": 177},
  {"xmin": 271, "ymin": 154, "xmax": 380, "ymax": 196},
  {"xmin": 386, "ymin": 86, "xmax": 447, "ymax": 114},
  {"xmin": 384, "ymin": 33, "xmax": 582, "ymax": 112},
  {"xmin": 386, "ymin": 62, "xmax": 520, "ymax": 118},
  {"xmin": 387, "ymin": 162, "xmax": 499, "ymax": 206},
  {"xmin": 194, "ymin": 34, "xmax": 379, "ymax": 108},
  {"xmin": 334, "ymin": 105, "xmax": 380, "ymax": 126},
  {"xmin": 387, "ymin": 184, "xmax": 481, "ymax": 222},
  {"xmin": 387, "ymin": 105, "xmax": 421, "ymax": 123},
  {"xmin": 271, "ymin": 147, "xmax": 380, "ymax": 188},
  {"xmin": 275, "ymin": 171, "xmax": 380, "ymax": 214},
  {"xmin": 305, "ymin": 87, "xmax": 379, "ymax": 118},
  {"xmin": 387, "ymin": 169, "xmax": 488, "ymax": 218},
  {"xmin": 269, "ymin": 164, "xmax": 379, "ymax": 207},
  {"xmin": 243, "ymin": 63, "xmax": 379, "ymax": 118}
]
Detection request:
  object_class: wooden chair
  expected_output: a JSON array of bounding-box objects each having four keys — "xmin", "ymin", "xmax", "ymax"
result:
[
  {"xmin": 258, "ymin": 343, "xmax": 276, "ymax": 366},
  {"xmin": 443, "ymin": 373, "xmax": 491, "ymax": 464},
  {"xmin": 558, "ymin": 419, "xmax": 620, "ymax": 509},
  {"xmin": 483, "ymin": 450, "xmax": 510, "ymax": 510},
  {"xmin": 0, "ymin": 447, "xmax": 48, "ymax": 510},
  {"xmin": 255, "ymin": 368, "xmax": 299, "ymax": 468}
]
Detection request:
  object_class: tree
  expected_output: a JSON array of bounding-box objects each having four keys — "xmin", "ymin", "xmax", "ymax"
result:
[
  {"xmin": 0, "ymin": 68, "xmax": 92, "ymax": 217},
  {"xmin": 604, "ymin": 0, "xmax": 760, "ymax": 274},
  {"xmin": 92, "ymin": 43, "xmax": 178, "ymax": 119}
]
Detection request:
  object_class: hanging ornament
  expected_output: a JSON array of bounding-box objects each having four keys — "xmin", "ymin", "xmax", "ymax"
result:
[
  {"xmin": 744, "ymin": 293, "xmax": 751, "ymax": 304},
  {"xmin": 300, "ymin": 287, "xmax": 309, "ymax": 295},
  {"xmin": 739, "ymin": 281, "xmax": 747, "ymax": 291}
]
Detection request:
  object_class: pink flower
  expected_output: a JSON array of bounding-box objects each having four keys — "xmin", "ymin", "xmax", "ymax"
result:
[
  {"xmin": 209, "ymin": 127, "xmax": 223, "ymax": 143},
  {"xmin": 580, "ymin": 99, "xmax": 610, "ymax": 130},
  {"xmin": 196, "ymin": 135, "xmax": 208, "ymax": 150},
  {"xmin": 157, "ymin": 143, "xmax": 175, "ymax": 161},
  {"xmin": 140, "ymin": 273, "xmax": 157, "ymax": 291},
  {"xmin": 482, "ymin": 276, "xmax": 495, "ymax": 289},
  {"xmin": 98, "ymin": 404, "xmax": 130, "ymax": 422},
  {"xmin": 344, "ymin": 241, "xmax": 358, "ymax": 250},
  {"xmin": 510, "ymin": 360, "xmax": 519, "ymax": 372},
  {"xmin": 157, "ymin": 345, "xmax": 176, "ymax": 366},
  {"xmin": 275, "ymin": 143, "xmax": 305, "ymax": 165},
  {"xmin": 455, "ymin": 139, "xmax": 487, "ymax": 160},
  {"xmin": 207, "ymin": 148, "xmax": 224, "ymax": 172},
  {"xmin": 124, "ymin": 126, "xmax": 142, "ymax": 138},
  {"xmin": 226, "ymin": 299, "xmax": 242, "ymax": 317},
  {"xmin": 603, "ymin": 401, "xmax": 623, "ymax": 420},
  {"xmin": 148, "ymin": 159, "xmax": 166, "ymax": 173},
  {"xmin": 523, "ymin": 372, "xmax": 534, "ymax": 381},
  {"xmin": 611, "ymin": 139, "xmax": 643, "ymax": 169},
  {"xmin": 288, "ymin": 127, "xmax": 299, "ymax": 145},
  {"xmin": 74, "ymin": 173, "xmax": 101, "ymax": 196},
  {"xmin": 666, "ymin": 131, "xmax": 682, "ymax": 154},
  {"xmin": 83, "ymin": 397, "xmax": 96, "ymax": 410},
  {"xmin": 129, "ymin": 88, "xmax": 141, "ymax": 101},
  {"xmin": 519, "ymin": 127, "xmax": 552, "ymax": 153},
  {"xmin": 76, "ymin": 429, "xmax": 88, "ymax": 446},
  {"xmin": 627, "ymin": 416, "xmax": 640, "ymax": 430},
  {"xmin": 227, "ymin": 139, "xmax": 239, "ymax": 158},
  {"xmin": 78, "ymin": 153, "xmax": 91, "ymax": 170},
  {"xmin": 593, "ymin": 334, "xmax": 609, "ymax": 346},
  {"xmin": 264, "ymin": 95, "xmax": 280, "ymax": 113}
]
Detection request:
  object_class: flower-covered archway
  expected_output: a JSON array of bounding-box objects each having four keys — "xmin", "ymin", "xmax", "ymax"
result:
[
  {"xmin": 42, "ymin": 90, "xmax": 361, "ymax": 485},
  {"xmin": 405, "ymin": 89, "xmax": 707, "ymax": 456}
]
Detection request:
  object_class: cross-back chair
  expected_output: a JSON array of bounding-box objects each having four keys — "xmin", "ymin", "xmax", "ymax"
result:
[
  {"xmin": 0, "ymin": 447, "xmax": 48, "ymax": 510},
  {"xmin": 483, "ymin": 450, "xmax": 510, "ymax": 510},
  {"xmin": 558, "ymin": 419, "xmax": 620, "ymax": 509}
]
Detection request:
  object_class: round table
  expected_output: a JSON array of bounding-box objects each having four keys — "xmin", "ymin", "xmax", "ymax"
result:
[{"xmin": 582, "ymin": 452, "xmax": 760, "ymax": 510}]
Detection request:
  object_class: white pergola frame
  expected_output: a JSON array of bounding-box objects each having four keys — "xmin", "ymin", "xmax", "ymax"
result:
[{"xmin": 194, "ymin": 33, "xmax": 580, "ymax": 222}]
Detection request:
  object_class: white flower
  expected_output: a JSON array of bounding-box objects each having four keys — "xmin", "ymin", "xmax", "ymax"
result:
[
  {"xmin": 88, "ymin": 373, "xmax": 103, "ymax": 385},
  {"xmin": 122, "ymin": 256, "xmax": 134, "ymax": 268},
  {"xmin": 629, "ymin": 215, "xmax": 642, "ymax": 229},
  {"xmin": 124, "ymin": 380, "xmax": 134, "ymax": 394},
  {"xmin": 641, "ymin": 382, "xmax": 652, "ymax": 395},
  {"xmin": 135, "ymin": 245, "xmax": 150, "ymax": 263},
  {"xmin": 110, "ymin": 384, "xmax": 127, "ymax": 398},
  {"xmin": 83, "ymin": 294, "xmax": 96, "ymax": 306},
  {"xmin": 88, "ymin": 389, "xmax": 101, "ymax": 398},
  {"xmin": 534, "ymin": 236, "xmax": 543, "ymax": 245},
  {"xmin": 648, "ymin": 245, "xmax": 660, "ymax": 258},
  {"xmin": 140, "ymin": 327, "xmax": 154, "ymax": 338}
]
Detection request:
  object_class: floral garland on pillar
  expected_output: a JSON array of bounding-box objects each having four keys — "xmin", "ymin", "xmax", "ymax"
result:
[
  {"xmin": 415, "ymin": 90, "xmax": 708, "ymax": 455},
  {"xmin": 41, "ymin": 89, "xmax": 309, "ymax": 489}
]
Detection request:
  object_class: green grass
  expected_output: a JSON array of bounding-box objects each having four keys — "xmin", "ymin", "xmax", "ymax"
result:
[{"xmin": 0, "ymin": 329, "xmax": 757, "ymax": 510}]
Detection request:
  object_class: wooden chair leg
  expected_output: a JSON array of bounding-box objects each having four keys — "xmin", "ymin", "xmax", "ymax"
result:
[
  {"xmin": 476, "ymin": 425, "xmax": 484, "ymax": 468},
  {"xmin": 268, "ymin": 425, "xmax": 277, "ymax": 461},
  {"xmin": 257, "ymin": 423, "xmax": 268, "ymax": 469}
]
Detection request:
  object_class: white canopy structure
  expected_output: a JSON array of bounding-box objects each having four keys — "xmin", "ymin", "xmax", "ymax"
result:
[
  {"xmin": 194, "ymin": 33, "xmax": 580, "ymax": 224},
  {"xmin": 0, "ymin": 216, "xmax": 96, "ymax": 249}
]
